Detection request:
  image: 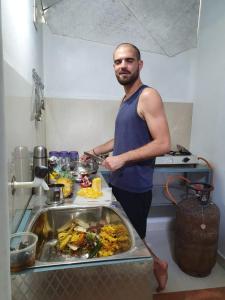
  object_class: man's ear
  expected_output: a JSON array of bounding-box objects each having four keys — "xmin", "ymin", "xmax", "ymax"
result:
[{"xmin": 139, "ymin": 60, "xmax": 143, "ymax": 70}]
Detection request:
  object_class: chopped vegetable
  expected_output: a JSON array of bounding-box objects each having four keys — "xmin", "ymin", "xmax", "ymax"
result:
[{"xmin": 56, "ymin": 220, "xmax": 131, "ymax": 259}]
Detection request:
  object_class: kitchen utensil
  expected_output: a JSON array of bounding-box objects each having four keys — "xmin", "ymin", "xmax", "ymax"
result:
[
  {"xmin": 33, "ymin": 145, "xmax": 48, "ymax": 195},
  {"xmin": 83, "ymin": 152, "xmax": 104, "ymax": 164},
  {"xmin": 70, "ymin": 160, "xmax": 99, "ymax": 182},
  {"xmin": 10, "ymin": 232, "xmax": 38, "ymax": 272},
  {"xmin": 46, "ymin": 183, "xmax": 64, "ymax": 205},
  {"xmin": 75, "ymin": 187, "xmax": 112, "ymax": 206}
]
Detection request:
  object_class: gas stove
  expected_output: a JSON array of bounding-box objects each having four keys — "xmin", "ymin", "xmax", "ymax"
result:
[{"xmin": 155, "ymin": 145, "xmax": 199, "ymax": 166}]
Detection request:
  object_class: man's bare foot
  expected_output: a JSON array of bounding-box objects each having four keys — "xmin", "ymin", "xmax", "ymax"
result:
[{"xmin": 153, "ymin": 258, "xmax": 168, "ymax": 292}]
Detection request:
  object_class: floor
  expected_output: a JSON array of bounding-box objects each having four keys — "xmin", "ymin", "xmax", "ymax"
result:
[
  {"xmin": 146, "ymin": 206, "xmax": 225, "ymax": 297},
  {"xmin": 153, "ymin": 287, "xmax": 225, "ymax": 300}
]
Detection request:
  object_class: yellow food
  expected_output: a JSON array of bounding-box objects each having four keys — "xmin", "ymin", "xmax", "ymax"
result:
[
  {"xmin": 77, "ymin": 187, "xmax": 103, "ymax": 199},
  {"xmin": 56, "ymin": 221, "xmax": 131, "ymax": 258},
  {"xmin": 92, "ymin": 177, "xmax": 102, "ymax": 193},
  {"xmin": 49, "ymin": 171, "xmax": 60, "ymax": 184},
  {"xmin": 98, "ymin": 224, "xmax": 131, "ymax": 257},
  {"xmin": 56, "ymin": 177, "xmax": 73, "ymax": 197}
]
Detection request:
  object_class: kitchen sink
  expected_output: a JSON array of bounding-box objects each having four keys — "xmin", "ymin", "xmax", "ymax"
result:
[{"xmin": 25, "ymin": 205, "xmax": 149, "ymax": 268}]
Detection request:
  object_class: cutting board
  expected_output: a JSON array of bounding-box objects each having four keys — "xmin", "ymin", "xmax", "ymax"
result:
[{"xmin": 75, "ymin": 188, "xmax": 112, "ymax": 206}]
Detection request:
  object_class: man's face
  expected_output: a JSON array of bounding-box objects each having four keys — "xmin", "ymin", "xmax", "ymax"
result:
[{"xmin": 113, "ymin": 45, "xmax": 143, "ymax": 86}]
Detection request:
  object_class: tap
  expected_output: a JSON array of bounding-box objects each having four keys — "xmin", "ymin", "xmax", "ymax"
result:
[{"xmin": 10, "ymin": 166, "xmax": 49, "ymax": 195}]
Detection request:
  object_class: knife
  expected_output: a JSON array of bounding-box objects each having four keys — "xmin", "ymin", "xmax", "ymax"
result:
[{"xmin": 83, "ymin": 152, "xmax": 104, "ymax": 163}]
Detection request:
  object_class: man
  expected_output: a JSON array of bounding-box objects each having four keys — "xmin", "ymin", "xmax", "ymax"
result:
[{"xmin": 85, "ymin": 43, "xmax": 171, "ymax": 292}]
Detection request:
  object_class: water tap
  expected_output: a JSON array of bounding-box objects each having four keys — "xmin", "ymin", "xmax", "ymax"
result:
[{"xmin": 10, "ymin": 166, "xmax": 49, "ymax": 195}]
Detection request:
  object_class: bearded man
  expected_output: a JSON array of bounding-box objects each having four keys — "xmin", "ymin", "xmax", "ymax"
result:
[{"xmin": 85, "ymin": 43, "xmax": 170, "ymax": 292}]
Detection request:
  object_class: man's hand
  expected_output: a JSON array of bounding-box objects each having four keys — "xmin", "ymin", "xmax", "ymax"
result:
[
  {"xmin": 102, "ymin": 155, "xmax": 125, "ymax": 171},
  {"xmin": 80, "ymin": 150, "xmax": 93, "ymax": 163}
]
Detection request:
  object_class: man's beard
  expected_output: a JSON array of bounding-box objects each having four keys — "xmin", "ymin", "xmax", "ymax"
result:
[{"xmin": 116, "ymin": 69, "xmax": 139, "ymax": 86}]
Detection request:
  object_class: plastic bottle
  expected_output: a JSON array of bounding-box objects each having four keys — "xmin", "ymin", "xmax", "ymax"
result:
[
  {"xmin": 69, "ymin": 151, "xmax": 79, "ymax": 163},
  {"xmin": 58, "ymin": 151, "xmax": 69, "ymax": 168}
]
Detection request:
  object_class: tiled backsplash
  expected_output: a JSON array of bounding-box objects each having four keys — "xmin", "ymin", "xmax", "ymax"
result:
[{"xmin": 46, "ymin": 98, "xmax": 193, "ymax": 154}]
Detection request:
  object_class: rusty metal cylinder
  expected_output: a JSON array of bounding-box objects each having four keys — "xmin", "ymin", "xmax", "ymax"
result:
[{"xmin": 175, "ymin": 183, "xmax": 220, "ymax": 277}]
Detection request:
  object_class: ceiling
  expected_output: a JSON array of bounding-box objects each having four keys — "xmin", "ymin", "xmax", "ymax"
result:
[{"xmin": 40, "ymin": 0, "xmax": 201, "ymax": 57}]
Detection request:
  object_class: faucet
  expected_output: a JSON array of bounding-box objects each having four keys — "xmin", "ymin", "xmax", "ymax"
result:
[{"xmin": 10, "ymin": 166, "xmax": 49, "ymax": 195}]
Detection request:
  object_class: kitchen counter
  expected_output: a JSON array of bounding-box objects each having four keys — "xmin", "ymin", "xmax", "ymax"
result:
[{"xmin": 11, "ymin": 172, "xmax": 153, "ymax": 300}]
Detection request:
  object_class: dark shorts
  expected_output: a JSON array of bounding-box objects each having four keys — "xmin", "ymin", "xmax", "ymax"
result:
[{"xmin": 111, "ymin": 185, "xmax": 152, "ymax": 239}]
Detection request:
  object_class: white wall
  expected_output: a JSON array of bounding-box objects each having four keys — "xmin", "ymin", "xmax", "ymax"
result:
[
  {"xmin": 43, "ymin": 25, "xmax": 196, "ymax": 101},
  {"xmin": 191, "ymin": 0, "xmax": 225, "ymax": 257},
  {"xmin": 2, "ymin": 0, "xmax": 43, "ymax": 82},
  {"xmin": 0, "ymin": 1, "xmax": 44, "ymax": 297},
  {"xmin": 0, "ymin": 1, "xmax": 11, "ymax": 298},
  {"xmin": 1, "ymin": 0, "xmax": 45, "ymax": 227}
]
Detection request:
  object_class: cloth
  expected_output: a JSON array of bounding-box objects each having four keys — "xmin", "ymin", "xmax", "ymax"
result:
[
  {"xmin": 112, "ymin": 185, "xmax": 152, "ymax": 239},
  {"xmin": 110, "ymin": 84, "xmax": 155, "ymax": 193}
]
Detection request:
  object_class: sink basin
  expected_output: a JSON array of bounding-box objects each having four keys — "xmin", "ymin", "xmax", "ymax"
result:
[{"xmin": 25, "ymin": 205, "xmax": 149, "ymax": 268}]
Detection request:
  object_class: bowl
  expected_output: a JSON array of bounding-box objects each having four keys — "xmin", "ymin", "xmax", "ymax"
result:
[{"xmin": 10, "ymin": 232, "xmax": 38, "ymax": 272}]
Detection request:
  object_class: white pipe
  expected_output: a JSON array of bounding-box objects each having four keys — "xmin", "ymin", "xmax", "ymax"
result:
[{"xmin": 9, "ymin": 177, "xmax": 49, "ymax": 191}]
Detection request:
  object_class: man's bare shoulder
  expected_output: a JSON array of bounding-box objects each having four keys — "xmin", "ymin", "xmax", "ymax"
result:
[
  {"xmin": 139, "ymin": 87, "xmax": 163, "ymax": 112},
  {"xmin": 141, "ymin": 87, "xmax": 162, "ymax": 101}
]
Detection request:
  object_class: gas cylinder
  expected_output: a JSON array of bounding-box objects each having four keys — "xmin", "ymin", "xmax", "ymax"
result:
[{"xmin": 165, "ymin": 176, "xmax": 220, "ymax": 277}]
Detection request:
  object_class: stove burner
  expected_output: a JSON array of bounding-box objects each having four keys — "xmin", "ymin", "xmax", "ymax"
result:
[
  {"xmin": 155, "ymin": 145, "xmax": 198, "ymax": 165},
  {"xmin": 169, "ymin": 150, "xmax": 191, "ymax": 156},
  {"xmin": 169, "ymin": 145, "xmax": 192, "ymax": 156}
]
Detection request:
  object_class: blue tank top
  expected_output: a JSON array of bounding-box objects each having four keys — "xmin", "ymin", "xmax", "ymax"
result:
[{"xmin": 110, "ymin": 85, "xmax": 155, "ymax": 193}]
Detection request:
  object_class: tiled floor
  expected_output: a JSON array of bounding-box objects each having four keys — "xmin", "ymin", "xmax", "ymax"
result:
[
  {"xmin": 153, "ymin": 287, "xmax": 225, "ymax": 300},
  {"xmin": 146, "ymin": 207, "xmax": 225, "ymax": 295}
]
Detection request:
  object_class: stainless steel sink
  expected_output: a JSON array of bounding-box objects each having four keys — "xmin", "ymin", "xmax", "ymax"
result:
[{"xmin": 25, "ymin": 204, "xmax": 149, "ymax": 268}]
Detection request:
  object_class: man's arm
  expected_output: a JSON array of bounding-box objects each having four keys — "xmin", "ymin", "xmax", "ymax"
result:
[
  {"xmin": 102, "ymin": 88, "xmax": 171, "ymax": 171},
  {"xmin": 88, "ymin": 139, "xmax": 114, "ymax": 156}
]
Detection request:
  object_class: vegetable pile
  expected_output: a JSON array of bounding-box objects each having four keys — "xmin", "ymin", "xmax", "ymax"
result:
[{"xmin": 56, "ymin": 219, "xmax": 131, "ymax": 258}]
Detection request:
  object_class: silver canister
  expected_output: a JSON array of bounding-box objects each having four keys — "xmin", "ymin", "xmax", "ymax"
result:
[
  {"xmin": 14, "ymin": 146, "xmax": 32, "ymax": 203},
  {"xmin": 46, "ymin": 184, "xmax": 64, "ymax": 205},
  {"xmin": 33, "ymin": 146, "xmax": 48, "ymax": 195}
]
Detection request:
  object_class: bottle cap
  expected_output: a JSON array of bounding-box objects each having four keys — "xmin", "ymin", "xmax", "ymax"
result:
[
  {"xmin": 33, "ymin": 146, "xmax": 47, "ymax": 158},
  {"xmin": 49, "ymin": 151, "xmax": 59, "ymax": 158},
  {"xmin": 59, "ymin": 151, "xmax": 69, "ymax": 158}
]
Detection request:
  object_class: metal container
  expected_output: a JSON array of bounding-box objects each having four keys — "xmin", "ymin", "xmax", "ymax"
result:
[
  {"xmin": 33, "ymin": 146, "xmax": 48, "ymax": 195},
  {"xmin": 25, "ymin": 205, "xmax": 148, "ymax": 267},
  {"xmin": 46, "ymin": 184, "xmax": 64, "ymax": 206},
  {"xmin": 70, "ymin": 160, "xmax": 99, "ymax": 182},
  {"xmin": 165, "ymin": 177, "xmax": 220, "ymax": 277}
]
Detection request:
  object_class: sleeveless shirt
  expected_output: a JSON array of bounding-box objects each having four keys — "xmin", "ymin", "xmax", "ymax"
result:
[{"xmin": 110, "ymin": 85, "xmax": 155, "ymax": 193}]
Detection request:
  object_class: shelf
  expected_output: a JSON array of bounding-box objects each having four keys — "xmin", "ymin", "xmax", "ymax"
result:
[{"xmin": 154, "ymin": 163, "xmax": 211, "ymax": 173}]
